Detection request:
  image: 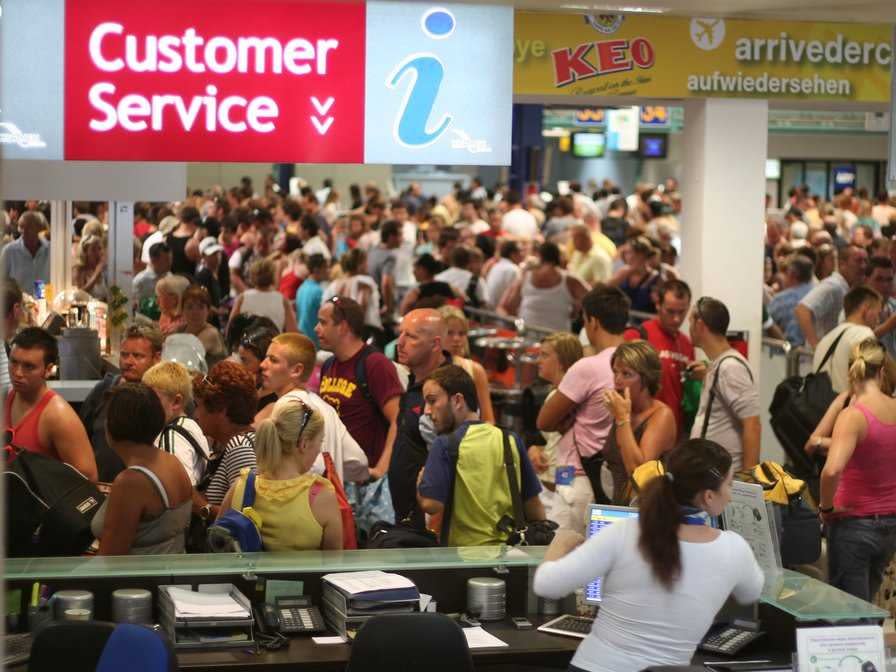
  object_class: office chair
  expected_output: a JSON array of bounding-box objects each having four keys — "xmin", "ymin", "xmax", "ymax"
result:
[
  {"xmin": 96, "ymin": 623, "xmax": 177, "ymax": 672},
  {"xmin": 28, "ymin": 620, "xmax": 116, "ymax": 672},
  {"xmin": 346, "ymin": 613, "xmax": 474, "ymax": 672}
]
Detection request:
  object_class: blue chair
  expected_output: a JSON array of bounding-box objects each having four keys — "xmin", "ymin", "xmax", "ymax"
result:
[{"xmin": 96, "ymin": 623, "xmax": 177, "ymax": 672}]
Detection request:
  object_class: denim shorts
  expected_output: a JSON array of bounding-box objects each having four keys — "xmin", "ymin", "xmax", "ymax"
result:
[{"xmin": 827, "ymin": 514, "xmax": 896, "ymax": 602}]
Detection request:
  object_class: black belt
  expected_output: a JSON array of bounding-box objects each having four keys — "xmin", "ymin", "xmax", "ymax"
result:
[{"xmin": 844, "ymin": 513, "xmax": 896, "ymax": 521}]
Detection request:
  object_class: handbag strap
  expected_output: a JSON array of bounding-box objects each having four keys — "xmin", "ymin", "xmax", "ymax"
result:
[
  {"xmin": 815, "ymin": 326, "xmax": 852, "ymax": 374},
  {"xmin": 701, "ymin": 355, "xmax": 753, "ymax": 438},
  {"xmin": 501, "ymin": 428, "xmax": 525, "ymax": 532},
  {"xmin": 242, "ymin": 469, "xmax": 257, "ymax": 508}
]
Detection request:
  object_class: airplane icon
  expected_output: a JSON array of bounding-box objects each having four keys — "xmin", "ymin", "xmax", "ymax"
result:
[{"xmin": 694, "ymin": 19, "xmax": 720, "ymax": 46}]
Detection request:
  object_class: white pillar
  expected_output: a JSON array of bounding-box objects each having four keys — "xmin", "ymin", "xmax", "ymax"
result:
[
  {"xmin": 48, "ymin": 200, "xmax": 73, "ymax": 294},
  {"xmin": 107, "ymin": 201, "xmax": 134, "ymax": 309},
  {"xmin": 680, "ymin": 98, "xmax": 768, "ymax": 368}
]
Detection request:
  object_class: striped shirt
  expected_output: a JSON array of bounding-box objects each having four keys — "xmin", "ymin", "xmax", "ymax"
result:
[{"xmin": 204, "ymin": 431, "xmax": 256, "ymax": 505}]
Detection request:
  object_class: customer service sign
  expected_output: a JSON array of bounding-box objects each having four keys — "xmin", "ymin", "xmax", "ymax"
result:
[
  {"xmin": 1, "ymin": 0, "xmax": 512, "ymax": 164},
  {"xmin": 514, "ymin": 13, "xmax": 891, "ymax": 103}
]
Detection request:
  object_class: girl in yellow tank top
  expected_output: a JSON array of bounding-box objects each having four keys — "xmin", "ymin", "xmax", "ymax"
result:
[{"xmin": 220, "ymin": 394, "xmax": 344, "ymax": 551}]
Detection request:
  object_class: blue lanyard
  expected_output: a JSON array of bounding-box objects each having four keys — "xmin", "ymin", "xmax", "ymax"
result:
[{"xmin": 681, "ymin": 506, "xmax": 709, "ymax": 526}]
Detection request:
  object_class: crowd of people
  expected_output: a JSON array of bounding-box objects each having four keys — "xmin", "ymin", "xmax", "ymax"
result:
[{"xmin": 4, "ymin": 174, "xmax": 896, "ymax": 672}]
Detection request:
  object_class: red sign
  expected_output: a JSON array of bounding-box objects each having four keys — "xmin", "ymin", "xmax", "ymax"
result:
[{"xmin": 65, "ymin": 0, "xmax": 366, "ymax": 162}]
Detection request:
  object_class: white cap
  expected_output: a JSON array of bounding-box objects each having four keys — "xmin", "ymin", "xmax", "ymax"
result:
[{"xmin": 199, "ymin": 236, "xmax": 224, "ymax": 256}]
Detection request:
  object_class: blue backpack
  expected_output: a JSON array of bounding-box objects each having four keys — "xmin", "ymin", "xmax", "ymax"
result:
[{"xmin": 207, "ymin": 470, "xmax": 263, "ymax": 552}]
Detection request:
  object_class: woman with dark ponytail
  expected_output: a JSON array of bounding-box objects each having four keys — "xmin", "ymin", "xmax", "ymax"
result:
[{"xmin": 534, "ymin": 439, "xmax": 763, "ymax": 672}]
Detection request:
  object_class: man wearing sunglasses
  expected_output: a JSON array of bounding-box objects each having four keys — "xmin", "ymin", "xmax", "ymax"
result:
[{"xmin": 316, "ymin": 297, "xmax": 402, "ymax": 481}]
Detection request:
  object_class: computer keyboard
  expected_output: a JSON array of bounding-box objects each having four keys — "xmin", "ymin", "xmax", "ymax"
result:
[
  {"xmin": 537, "ymin": 614, "xmax": 594, "ymax": 639},
  {"xmin": 4, "ymin": 633, "xmax": 32, "ymax": 667}
]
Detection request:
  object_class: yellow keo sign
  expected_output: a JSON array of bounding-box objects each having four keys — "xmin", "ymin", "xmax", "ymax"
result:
[{"xmin": 514, "ymin": 13, "xmax": 891, "ymax": 103}]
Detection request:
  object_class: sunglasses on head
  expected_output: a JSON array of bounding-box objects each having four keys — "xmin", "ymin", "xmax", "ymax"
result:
[{"xmin": 297, "ymin": 399, "xmax": 312, "ymax": 438}]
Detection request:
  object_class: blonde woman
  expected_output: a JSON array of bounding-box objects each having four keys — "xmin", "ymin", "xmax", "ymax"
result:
[
  {"xmin": 218, "ymin": 396, "xmax": 343, "ymax": 551},
  {"xmin": 528, "ymin": 333, "xmax": 584, "ymax": 515},
  {"xmin": 155, "ymin": 274, "xmax": 190, "ymax": 336},
  {"xmin": 819, "ymin": 338, "xmax": 896, "ymax": 601},
  {"xmin": 438, "ymin": 305, "xmax": 495, "ymax": 423},
  {"xmin": 73, "ymin": 233, "xmax": 109, "ymax": 300},
  {"xmin": 601, "ymin": 340, "xmax": 676, "ymax": 504}
]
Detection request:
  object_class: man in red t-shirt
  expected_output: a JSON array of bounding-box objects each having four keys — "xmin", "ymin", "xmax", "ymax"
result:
[
  {"xmin": 623, "ymin": 279, "xmax": 698, "ymax": 436},
  {"xmin": 316, "ymin": 297, "xmax": 403, "ymax": 480}
]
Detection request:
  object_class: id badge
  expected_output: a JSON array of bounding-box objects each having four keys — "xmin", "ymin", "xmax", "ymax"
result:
[{"xmin": 555, "ymin": 465, "xmax": 576, "ymax": 486}]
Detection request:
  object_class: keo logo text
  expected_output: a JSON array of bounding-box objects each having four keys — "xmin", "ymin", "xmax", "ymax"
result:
[{"xmin": 552, "ymin": 37, "xmax": 655, "ymax": 87}]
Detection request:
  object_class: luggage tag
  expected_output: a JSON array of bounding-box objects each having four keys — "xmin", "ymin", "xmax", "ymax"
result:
[{"xmin": 555, "ymin": 465, "xmax": 576, "ymax": 486}]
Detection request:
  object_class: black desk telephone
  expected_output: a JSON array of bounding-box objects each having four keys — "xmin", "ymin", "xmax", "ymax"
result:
[
  {"xmin": 699, "ymin": 620, "xmax": 764, "ymax": 656},
  {"xmin": 257, "ymin": 596, "xmax": 326, "ymax": 635}
]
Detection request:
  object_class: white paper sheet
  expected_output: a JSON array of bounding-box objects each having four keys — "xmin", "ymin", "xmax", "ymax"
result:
[
  {"xmin": 167, "ymin": 587, "xmax": 249, "ymax": 618},
  {"xmin": 312, "ymin": 636, "xmax": 347, "ymax": 645},
  {"xmin": 321, "ymin": 570, "xmax": 415, "ymax": 595},
  {"xmin": 462, "ymin": 627, "xmax": 508, "ymax": 649}
]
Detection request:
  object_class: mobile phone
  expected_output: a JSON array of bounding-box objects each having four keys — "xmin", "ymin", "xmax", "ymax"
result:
[{"xmin": 511, "ymin": 617, "xmax": 533, "ymax": 630}]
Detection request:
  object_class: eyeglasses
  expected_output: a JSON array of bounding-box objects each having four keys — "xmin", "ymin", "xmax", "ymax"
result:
[
  {"xmin": 694, "ymin": 297, "xmax": 710, "ymax": 325},
  {"xmin": 297, "ymin": 399, "xmax": 312, "ymax": 438},
  {"xmin": 240, "ymin": 331, "xmax": 270, "ymax": 357},
  {"xmin": 328, "ymin": 296, "xmax": 347, "ymax": 321}
]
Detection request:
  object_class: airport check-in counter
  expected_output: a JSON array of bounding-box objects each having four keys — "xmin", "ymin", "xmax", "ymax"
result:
[{"xmin": 5, "ymin": 548, "xmax": 887, "ymax": 671}]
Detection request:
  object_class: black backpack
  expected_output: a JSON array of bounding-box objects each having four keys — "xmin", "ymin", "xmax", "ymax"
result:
[
  {"xmin": 5, "ymin": 449, "xmax": 105, "ymax": 557},
  {"xmin": 159, "ymin": 417, "xmax": 207, "ymax": 468},
  {"xmin": 768, "ymin": 327, "xmax": 851, "ymax": 495}
]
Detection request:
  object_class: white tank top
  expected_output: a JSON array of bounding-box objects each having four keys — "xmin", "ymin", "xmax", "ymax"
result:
[
  {"xmin": 240, "ymin": 289, "xmax": 286, "ymax": 331},
  {"xmin": 520, "ymin": 270, "xmax": 574, "ymax": 332}
]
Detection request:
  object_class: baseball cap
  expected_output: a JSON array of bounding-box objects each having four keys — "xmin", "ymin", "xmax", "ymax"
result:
[{"xmin": 199, "ymin": 236, "xmax": 224, "ymax": 256}]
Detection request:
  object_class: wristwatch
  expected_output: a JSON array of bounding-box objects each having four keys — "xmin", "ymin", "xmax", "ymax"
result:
[{"xmin": 199, "ymin": 504, "xmax": 213, "ymax": 521}]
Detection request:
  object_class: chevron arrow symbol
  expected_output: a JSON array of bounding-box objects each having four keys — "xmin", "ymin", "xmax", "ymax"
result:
[
  {"xmin": 311, "ymin": 96, "xmax": 335, "ymax": 115},
  {"xmin": 311, "ymin": 116, "xmax": 334, "ymax": 135}
]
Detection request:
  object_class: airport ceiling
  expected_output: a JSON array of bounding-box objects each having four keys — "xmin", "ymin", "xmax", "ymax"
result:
[{"xmin": 474, "ymin": 0, "xmax": 896, "ymax": 23}]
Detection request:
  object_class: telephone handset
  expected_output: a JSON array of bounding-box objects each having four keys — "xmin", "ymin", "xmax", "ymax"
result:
[
  {"xmin": 259, "ymin": 596, "xmax": 325, "ymax": 634},
  {"xmin": 699, "ymin": 620, "xmax": 764, "ymax": 656}
]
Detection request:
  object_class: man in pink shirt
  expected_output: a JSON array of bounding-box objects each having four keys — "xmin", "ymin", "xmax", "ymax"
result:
[{"xmin": 537, "ymin": 285, "xmax": 630, "ymax": 534}]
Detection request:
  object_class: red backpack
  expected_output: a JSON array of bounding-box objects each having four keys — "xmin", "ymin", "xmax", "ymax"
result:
[{"xmin": 322, "ymin": 452, "xmax": 358, "ymax": 550}]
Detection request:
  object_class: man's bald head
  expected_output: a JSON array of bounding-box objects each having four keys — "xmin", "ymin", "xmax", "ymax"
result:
[
  {"xmin": 405, "ymin": 308, "xmax": 444, "ymax": 338},
  {"xmin": 398, "ymin": 309, "xmax": 445, "ymax": 374}
]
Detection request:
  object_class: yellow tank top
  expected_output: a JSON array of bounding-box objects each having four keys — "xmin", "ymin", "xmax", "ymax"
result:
[{"xmin": 232, "ymin": 468, "xmax": 332, "ymax": 552}]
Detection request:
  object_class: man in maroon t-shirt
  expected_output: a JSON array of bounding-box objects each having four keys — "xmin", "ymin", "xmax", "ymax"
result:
[
  {"xmin": 316, "ymin": 297, "xmax": 403, "ymax": 479},
  {"xmin": 623, "ymin": 279, "xmax": 700, "ymax": 436}
]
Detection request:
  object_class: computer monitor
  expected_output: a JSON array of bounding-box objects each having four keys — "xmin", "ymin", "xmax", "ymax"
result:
[
  {"xmin": 571, "ymin": 132, "xmax": 605, "ymax": 158},
  {"xmin": 584, "ymin": 505, "xmax": 639, "ymax": 604}
]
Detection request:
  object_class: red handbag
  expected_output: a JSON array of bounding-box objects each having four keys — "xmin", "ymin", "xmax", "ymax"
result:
[{"xmin": 322, "ymin": 452, "xmax": 358, "ymax": 550}]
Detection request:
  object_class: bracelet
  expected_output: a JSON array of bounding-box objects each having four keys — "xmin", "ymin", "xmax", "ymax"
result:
[
  {"xmin": 616, "ymin": 417, "xmax": 631, "ymax": 427},
  {"xmin": 818, "ymin": 505, "xmax": 835, "ymax": 514}
]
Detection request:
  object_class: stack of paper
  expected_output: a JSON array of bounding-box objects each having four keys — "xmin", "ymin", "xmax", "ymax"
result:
[
  {"xmin": 167, "ymin": 587, "xmax": 250, "ymax": 619},
  {"xmin": 322, "ymin": 570, "xmax": 416, "ymax": 596}
]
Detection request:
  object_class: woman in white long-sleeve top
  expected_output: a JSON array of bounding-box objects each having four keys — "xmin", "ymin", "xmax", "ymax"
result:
[{"xmin": 534, "ymin": 439, "xmax": 764, "ymax": 672}]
